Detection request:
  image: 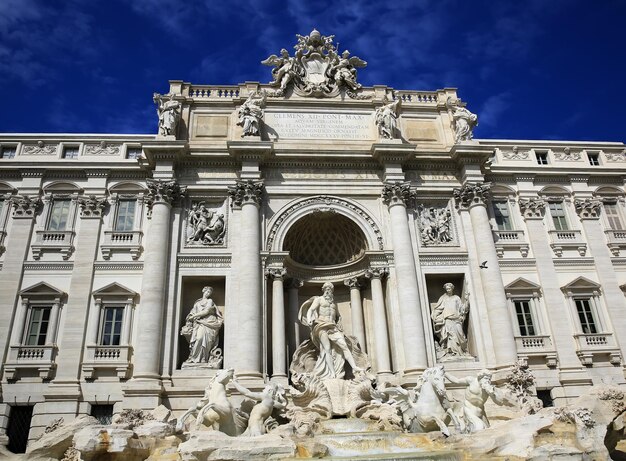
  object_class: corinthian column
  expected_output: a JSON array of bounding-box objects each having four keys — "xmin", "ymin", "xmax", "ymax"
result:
[
  {"xmin": 133, "ymin": 179, "xmax": 184, "ymax": 380},
  {"xmin": 453, "ymin": 182, "xmax": 517, "ymax": 367},
  {"xmin": 266, "ymin": 267, "xmax": 287, "ymax": 380},
  {"xmin": 381, "ymin": 182, "xmax": 428, "ymax": 373},
  {"xmin": 227, "ymin": 180, "xmax": 264, "ymax": 378},
  {"xmin": 365, "ymin": 268, "xmax": 392, "ymax": 376}
]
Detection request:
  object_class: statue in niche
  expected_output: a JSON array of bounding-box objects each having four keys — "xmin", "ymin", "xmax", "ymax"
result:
[
  {"xmin": 431, "ymin": 283, "xmax": 472, "ymax": 360},
  {"xmin": 186, "ymin": 202, "xmax": 226, "ymax": 245},
  {"xmin": 181, "ymin": 286, "xmax": 224, "ymax": 368},
  {"xmin": 153, "ymin": 93, "xmax": 181, "ymax": 137},
  {"xmin": 237, "ymin": 91, "xmax": 266, "ymax": 137},
  {"xmin": 375, "ymin": 97, "xmax": 400, "ymax": 139},
  {"xmin": 290, "ymin": 282, "xmax": 369, "ymax": 380},
  {"xmin": 418, "ymin": 205, "xmax": 453, "ymax": 245},
  {"xmin": 231, "ymin": 380, "xmax": 287, "ymax": 436},
  {"xmin": 445, "ymin": 369, "xmax": 516, "ymax": 432},
  {"xmin": 446, "ymin": 97, "xmax": 478, "ymax": 143}
]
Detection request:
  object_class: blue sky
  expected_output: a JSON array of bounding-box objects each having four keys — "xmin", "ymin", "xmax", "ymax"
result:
[{"xmin": 1, "ymin": 0, "xmax": 624, "ymax": 142}]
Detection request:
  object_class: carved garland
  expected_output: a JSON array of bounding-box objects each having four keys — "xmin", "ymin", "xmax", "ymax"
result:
[{"xmin": 266, "ymin": 196, "xmax": 384, "ymax": 251}]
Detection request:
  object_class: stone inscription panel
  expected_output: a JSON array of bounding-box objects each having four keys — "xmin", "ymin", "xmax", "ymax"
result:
[{"xmin": 265, "ymin": 112, "xmax": 374, "ymax": 140}]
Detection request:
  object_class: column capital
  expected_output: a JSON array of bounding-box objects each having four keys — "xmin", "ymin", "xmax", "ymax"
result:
[
  {"xmin": 518, "ymin": 197, "xmax": 546, "ymax": 220},
  {"xmin": 9, "ymin": 194, "xmax": 41, "ymax": 219},
  {"xmin": 365, "ymin": 267, "xmax": 389, "ymax": 280},
  {"xmin": 575, "ymin": 198, "xmax": 602, "ymax": 220},
  {"xmin": 78, "ymin": 195, "xmax": 108, "ymax": 218},
  {"xmin": 146, "ymin": 178, "xmax": 186, "ymax": 205},
  {"xmin": 228, "ymin": 179, "xmax": 264, "ymax": 208},
  {"xmin": 265, "ymin": 267, "xmax": 287, "ymax": 280},
  {"xmin": 344, "ymin": 277, "xmax": 362, "ymax": 289},
  {"xmin": 453, "ymin": 182, "xmax": 491, "ymax": 209},
  {"xmin": 381, "ymin": 181, "xmax": 415, "ymax": 207},
  {"xmin": 285, "ymin": 278, "xmax": 303, "ymax": 289}
]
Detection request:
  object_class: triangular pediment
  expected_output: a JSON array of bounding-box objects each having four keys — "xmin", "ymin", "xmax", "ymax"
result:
[
  {"xmin": 92, "ymin": 282, "xmax": 137, "ymax": 298},
  {"xmin": 504, "ymin": 278, "xmax": 542, "ymax": 297},
  {"xmin": 561, "ymin": 276, "xmax": 601, "ymax": 293},
  {"xmin": 20, "ymin": 282, "xmax": 66, "ymax": 299}
]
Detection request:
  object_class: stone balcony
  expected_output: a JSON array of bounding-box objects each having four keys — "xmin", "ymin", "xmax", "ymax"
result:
[
  {"xmin": 4, "ymin": 345, "xmax": 57, "ymax": 380},
  {"xmin": 548, "ymin": 229, "xmax": 586, "ymax": 257},
  {"xmin": 82, "ymin": 345, "xmax": 132, "ymax": 379},
  {"xmin": 514, "ymin": 335, "xmax": 557, "ymax": 367},
  {"xmin": 101, "ymin": 230, "xmax": 143, "ymax": 260},
  {"xmin": 492, "ymin": 229, "xmax": 530, "ymax": 258},
  {"xmin": 605, "ymin": 229, "xmax": 626, "ymax": 256},
  {"xmin": 574, "ymin": 332, "xmax": 621, "ymax": 366},
  {"xmin": 32, "ymin": 230, "xmax": 75, "ymax": 260}
]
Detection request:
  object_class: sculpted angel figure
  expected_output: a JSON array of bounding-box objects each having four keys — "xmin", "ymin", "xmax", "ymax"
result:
[
  {"xmin": 261, "ymin": 48, "xmax": 301, "ymax": 90},
  {"xmin": 447, "ymin": 97, "xmax": 478, "ymax": 142},
  {"xmin": 445, "ymin": 369, "xmax": 516, "ymax": 432},
  {"xmin": 330, "ymin": 50, "xmax": 367, "ymax": 91},
  {"xmin": 232, "ymin": 380, "xmax": 287, "ymax": 436},
  {"xmin": 431, "ymin": 283, "xmax": 471, "ymax": 359},
  {"xmin": 237, "ymin": 91, "xmax": 266, "ymax": 137},
  {"xmin": 290, "ymin": 282, "xmax": 369, "ymax": 380},
  {"xmin": 153, "ymin": 93, "xmax": 181, "ymax": 137},
  {"xmin": 375, "ymin": 98, "xmax": 400, "ymax": 139},
  {"xmin": 181, "ymin": 286, "xmax": 224, "ymax": 367}
]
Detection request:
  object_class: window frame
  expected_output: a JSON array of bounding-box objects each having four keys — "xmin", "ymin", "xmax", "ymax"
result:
[
  {"xmin": 561, "ymin": 277, "xmax": 610, "ymax": 335},
  {"xmin": 114, "ymin": 198, "xmax": 137, "ymax": 232},
  {"xmin": 491, "ymin": 199, "xmax": 514, "ymax": 231},
  {"xmin": 513, "ymin": 298, "xmax": 537, "ymax": 337},
  {"xmin": 535, "ymin": 151, "xmax": 549, "ymax": 165},
  {"xmin": 125, "ymin": 145, "xmax": 142, "ymax": 160},
  {"xmin": 504, "ymin": 278, "xmax": 549, "ymax": 338},
  {"xmin": 574, "ymin": 297, "xmax": 598, "ymax": 334},
  {"xmin": 1, "ymin": 145, "xmax": 17, "ymax": 159},
  {"xmin": 547, "ymin": 200, "xmax": 570, "ymax": 231},
  {"xmin": 99, "ymin": 305, "xmax": 125, "ymax": 346},
  {"xmin": 61, "ymin": 145, "xmax": 80, "ymax": 159},
  {"xmin": 24, "ymin": 305, "xmax": 52, "ymax": 346},
  {"xmin": 588, "ymin": 152, "xmax": 600, "ymax": 166}
]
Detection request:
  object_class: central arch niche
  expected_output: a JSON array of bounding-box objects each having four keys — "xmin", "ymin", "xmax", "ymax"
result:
[{"xmin": 283, "ymin": 211, "xmax": 367, "ymax": 266}]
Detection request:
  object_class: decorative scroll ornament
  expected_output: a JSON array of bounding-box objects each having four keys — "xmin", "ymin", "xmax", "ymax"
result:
[
  {"xmin": 9, "ymin": 195, "xmax": 41, "ymax": 217},
  {"xmin": 78, "ymin": 195, "xmax": 107, "ymax": 217},
  {"xmin": 554, "ymin": 147, "xmax": 581, "ymax": 161},
  {"xmin": 146, "ymin": 179, "xmax": 186, "ymax": 205},
  {"xmin": 84, "ymin": 141, "xmax": 120, "ymax": 156},
  {"xmin": 344, "ymin": 277, "xmax": 361, "ymax": 289},
  {"xmin": 575, "ymin": 199, "xmax": 602, "ymax": 219},
  {"xmin": 381, "ymin": 182, "xmax": 415, "ymax": 206},
  {"xmin": 261, "ymin": 29, "xmax": 368, "ymax": 99},
  {"xmin": 228, "ymin": 180, "xmax": 264, "ymax": 207},
  {"xmin": 186, "ymin": 202, "xmax": 226, "ymax": 246},
  {"xmin": 23, "ymin": 141, "xmax": 57, "ymax": 156},
  {"xmin": 446, "ymin": 97, "xmax": 478, "ymax": 143},
  {"xmin": 518, "ymin": 198, "xmax": 546, "ymax": 219},
  {"xmin": 265, "ymin": 267, "xmax": 287, "ymax": 280},
  {"xmin": 453, "ymin": 182, "xmax": 491, "ymax": 209},
  {"xmin": 502, "ymin": 146, "xmax": 529, "ymax": 160},
  {"xmin": 364, "ymin": 267, "xmax": 389, "ymax": 280},
  {"xmin": 417, "ymin": 205, "xmax": 454, "ymax": 245}
]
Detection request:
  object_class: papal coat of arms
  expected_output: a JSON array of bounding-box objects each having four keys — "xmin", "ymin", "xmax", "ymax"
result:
[{"xmin": 261, "ymin": 29, "xmax": 368, "ymax": 99}]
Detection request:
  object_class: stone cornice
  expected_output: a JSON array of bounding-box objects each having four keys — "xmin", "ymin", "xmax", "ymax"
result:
[
  {"xmin": 227, "ymin": 140, "xmax": 273, "ymax": 163},
  {"xmin": 371, "ymin": 142, "xmax": 416, "ymax": 165}
]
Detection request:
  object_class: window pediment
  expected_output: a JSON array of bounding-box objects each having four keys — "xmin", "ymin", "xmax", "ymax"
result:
[
  {"xmin": 92, "ymin": 282, "xmax": 137, "ymax": 301},
  {"xmin": 504, "ymin": 278, "xmax": 541, "ymax": 298},
  {"xmin": 20, "ymin": 282, "xmax": 66, "ymax": 300},
  {"xmin": 561, "ymin": 276, "xmax": 601, "ymax": 295}
]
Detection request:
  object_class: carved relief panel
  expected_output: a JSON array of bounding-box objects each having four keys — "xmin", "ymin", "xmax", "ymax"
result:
[
  {"xmin": 416, "ymin": 203, "xmax": 457, "ymax": 247},
  {"xmin": 184, "ymin": 199, "xmax": 228, "ymax": 247}
]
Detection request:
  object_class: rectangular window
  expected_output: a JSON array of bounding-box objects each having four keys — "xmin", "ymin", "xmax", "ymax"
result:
[
  {"xmin": 1, "ymin": 146, "xmax": 17, "ymax": 159},
  {"xmin": 575, "ymin": 298, "xmax": 597, "ymax": 334},
  {"xmin": 47, "ymin": 199, "xmax": 71, "ymax": 231},
  {"xmin": 493, "ymin": 201, "xmax": 513, "ymax": 230},
  {"xmin": 604, "ymin": 202, "xmax": 623, "ymax": 230},
  {"xmin": 25, "ymin": 306, "xmax": 51, "ymax": 345},
  {"xmin": 535, "ymin": 152, "xmax": 548, "ymax": 165},
  {"xmin": 91, "ymin": 405, "xmax": 114, "ymax": 424},
  {"xmin": 100, "ymin": 307, "xmax": 124, "ymax": 346},
  {"xmin": 114, "ymin": 200, "xmax": 136, "ymax": 231},
  {"xmin": 126, "ymin": 148, "xmax": 142, "ymax": 159},
  {"xmin": 548, "ymin": 202, "xmax": 568, "ymax": 231},
  {"xmin": 62, "ymin": 146, "xmax": 79, "ymax": 159},
  {"xmin": 588, "ymin": 153, "xmax": 600, "ymax": 166},
  {"xmin": 514, "ymin": 299, "xmax": 536, "ymax": 336}
]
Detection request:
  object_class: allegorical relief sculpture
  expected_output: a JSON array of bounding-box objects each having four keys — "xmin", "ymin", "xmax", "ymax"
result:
[
  {"xmin": 180, "ymin": 286, "xmax": 224, "ymax": 369},
  {"xmin": 290, "ymin": 282, "xmax": 369, "ymax": 380},
  {"xmin": 153, "ymin": 93, "xmax": 181, "ymax": 137},
  {"xmin": 418, "ymin": 205, "xmax": 453, "ymax": 245},
  {"xmin": 374, "ymin": 98, "xmax": 401, "ymax": 139},
  {"xmin": 237, "ymin": 91, "xmax": 266, "ymax": 137},
  {"xmin": 186, "ymin": 202, "xmax": 226, "ymax": 246},
  {"xmin": 431, "ymin": 283, "xmax": 472, "ymax": 360},
  {"xmin": 261, "ymin": 29, "xmax": 367, "ymax": 98},
  {"xmin": 446, "ymin": 97, "xmax": 478, "ymax": 143}
]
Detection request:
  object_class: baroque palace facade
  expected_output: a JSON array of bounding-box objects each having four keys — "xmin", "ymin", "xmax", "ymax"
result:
[{"xmin": 1, "ymin": 29, "xmax": 626, "ymax": 450}]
